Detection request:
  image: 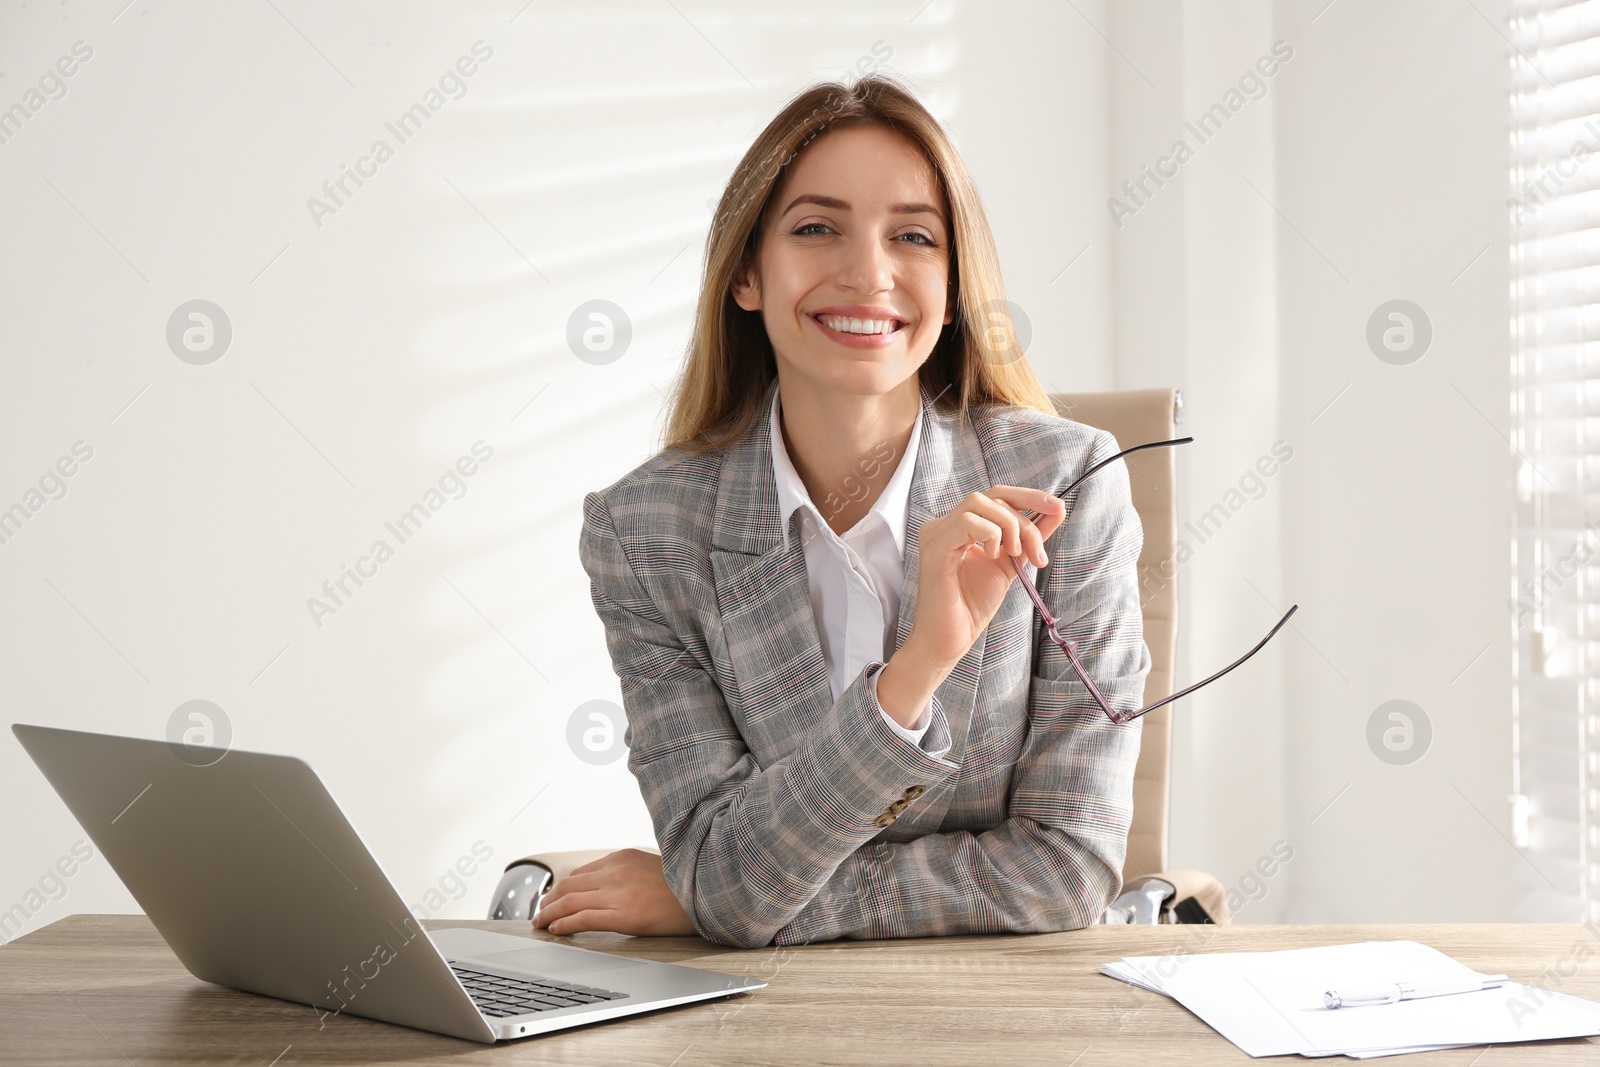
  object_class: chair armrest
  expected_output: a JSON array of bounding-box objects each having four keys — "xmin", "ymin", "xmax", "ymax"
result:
[
  {"xmin": 1150, "ymin": 869, "xmax": 1231, "ymax": 924},
  {"xmin": 510, "ymin": 848, "xmax": 654, "ymax": 883},
  {"xmin": 1101, "ymin": 869, "xmax": 1231, "ymax": 925},
  {"xmin": 486, "ymin": 848, "xmax": 660, "ymax": 921}
]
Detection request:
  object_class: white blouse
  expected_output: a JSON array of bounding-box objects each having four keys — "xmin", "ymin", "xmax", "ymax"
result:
[{"xmin": 768, "ymin": 385, "xmax": 951, "ymax": 758}]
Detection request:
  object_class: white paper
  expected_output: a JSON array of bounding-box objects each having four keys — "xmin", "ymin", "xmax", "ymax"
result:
[
  {"xmin": 1106, "ymin": 940, "xmax": 1600, "ymax": 1058},
  {"xmin": 1339, "ymin": 1045, "xmax": 1477, "ymax": 1060},
  {"xmin": 1298, "ymin": 1041, "xmax": 1479, "ymax": 1059},
  {"xmin": 1103, "ymin": 952, "xmax": 1446, "ymax": 1057},
  {"xmin": 1098, "ymin": 960, "xmax": 1170, "ymax": 996},
  {"xmin": 1103, "ymin": 951, "xmax": 1466, "ymax": 1057}
]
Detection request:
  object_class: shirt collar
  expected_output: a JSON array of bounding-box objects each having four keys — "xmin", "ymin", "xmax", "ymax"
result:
[{"xmin": 769, "ymin": 382, "xmax": 923, "ymax": 556}]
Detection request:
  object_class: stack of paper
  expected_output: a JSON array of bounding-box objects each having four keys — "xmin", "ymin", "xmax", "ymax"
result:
[{"xmin": 1101, "ymin": 940, "xmax": 1600, "ymax": 1058}]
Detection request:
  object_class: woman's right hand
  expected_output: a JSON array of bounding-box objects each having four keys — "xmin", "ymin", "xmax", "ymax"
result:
[{"xmin": 902, "ymin": 486, "xmax": 1066, "ymax": 671}]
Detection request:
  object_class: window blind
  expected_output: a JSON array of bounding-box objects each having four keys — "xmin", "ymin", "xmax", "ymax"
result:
[{"xmin": 1511, "ymin": 0, "xmax": 1600, "ymax": 923}]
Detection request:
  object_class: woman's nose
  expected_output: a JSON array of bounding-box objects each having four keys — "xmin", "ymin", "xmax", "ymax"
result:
[{"xmin": 833, "ymin": 233, "xmax": 895, "ymax": 293}]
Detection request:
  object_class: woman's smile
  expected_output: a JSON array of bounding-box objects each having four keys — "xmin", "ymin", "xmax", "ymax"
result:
[{"xmin": 807, "ymin": 305, "xmax": 910, "ymax": 349}]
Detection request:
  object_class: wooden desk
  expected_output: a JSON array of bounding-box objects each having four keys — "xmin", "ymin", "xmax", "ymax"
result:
[{"xmin": 1, "ymin": 916, "xmax": 1595, "ymax": 1064}]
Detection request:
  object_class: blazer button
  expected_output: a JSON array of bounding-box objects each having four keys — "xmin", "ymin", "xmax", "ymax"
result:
[
  {"xmin": 873, "ymin": 812, "xmax": 896, "ymax": 828},
  {"xmin": 903, "ymin": 785, "xmax": 925, "ymax": 800},
  {"xmin": 888, "ymin": 798, "xmax": 910, "ymax": 815}
]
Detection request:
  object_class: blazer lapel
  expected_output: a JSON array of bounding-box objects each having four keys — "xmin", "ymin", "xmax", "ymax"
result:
[
  {"xmin": 708, "ymin": 379, "xmax": 832, "ymax": 760},
  {"xmin": 888, "ymin": 383, "xmax": 994, "ymax": 833},
  {"xmin": 708, "ymin": 378, "xmax": 994, "ymax": 793}
]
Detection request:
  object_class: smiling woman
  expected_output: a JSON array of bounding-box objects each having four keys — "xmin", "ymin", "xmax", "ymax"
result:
[{"xmin": 542, "ymin": 74, "xmax": 1151, "ymax": 948}]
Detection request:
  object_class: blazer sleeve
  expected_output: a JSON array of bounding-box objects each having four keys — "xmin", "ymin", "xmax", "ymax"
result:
[
  {"xmin": 769, "ymin": 427, "xmax": 1150, "ymax": 944},
  {"xmin": 579, "ymin": 490, "xmax": 961, "ymax": 949}
]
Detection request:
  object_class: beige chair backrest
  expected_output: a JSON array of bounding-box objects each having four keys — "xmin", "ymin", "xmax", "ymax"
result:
[{"xmin": 1050, "ymin": 389, "xmax": 1179, "ymax": 884}]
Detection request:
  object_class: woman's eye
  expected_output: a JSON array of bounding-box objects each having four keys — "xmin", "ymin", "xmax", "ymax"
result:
[{"xmin": 791, "ymin": 223, "xmax": 936, "ymax": 247}]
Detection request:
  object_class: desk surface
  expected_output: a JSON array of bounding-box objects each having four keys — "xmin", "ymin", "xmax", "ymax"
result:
[{"xmin": 1, "ymin": 916, "xmax": 1595, "ymax": 1065}]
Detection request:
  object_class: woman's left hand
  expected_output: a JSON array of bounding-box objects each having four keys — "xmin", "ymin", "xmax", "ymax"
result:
[{"xmin": 532, "ymin": 848, "xmax": 698, "ymax": 937}]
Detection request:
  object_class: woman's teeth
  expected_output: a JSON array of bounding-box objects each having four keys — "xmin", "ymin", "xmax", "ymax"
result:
[{"xmin": 817, "ymin": 314, "xmax": 902, "ymax": 335}]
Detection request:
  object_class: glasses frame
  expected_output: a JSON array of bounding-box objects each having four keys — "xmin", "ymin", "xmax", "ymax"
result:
[{"xmin": 1008, "ymin": 436, "xmax": 1298, "ymax": 726}]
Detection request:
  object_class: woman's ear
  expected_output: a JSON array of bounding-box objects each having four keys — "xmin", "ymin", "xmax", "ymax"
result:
[{"xmin": 731, "ymin": 265, "xmax": 761, "ymax": 312}]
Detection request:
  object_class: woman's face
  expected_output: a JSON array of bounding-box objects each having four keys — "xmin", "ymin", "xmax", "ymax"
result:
[{"xmin": 732, "ymin": 123, "xmax": 954, "ymax": 400}]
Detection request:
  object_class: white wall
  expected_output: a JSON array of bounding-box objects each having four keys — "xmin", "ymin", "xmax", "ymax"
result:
[
  {"xmin": 0, "ymin": 0, "xmax": 1519, "ymax": 938},
  {"xmin": 1109, "ymin": 0, "xmax": 1292, "ymax": 921},
  {"xmin": 1110, "ymin": 0, "xmax": 1515, "ymax": 922},
  {"xmin": 1271, "ymin": 0, "xmax": 1516, "ymax": 922}
]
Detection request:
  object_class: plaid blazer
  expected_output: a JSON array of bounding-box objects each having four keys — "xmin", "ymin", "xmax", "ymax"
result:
[{"xmin": 579, "ymin": 378, "xmax": 1150, "ymax": 948}]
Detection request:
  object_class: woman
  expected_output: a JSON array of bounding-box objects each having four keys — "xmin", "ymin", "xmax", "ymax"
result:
[{"xmin": 534, "ymin": 74, "xmax": 1150, "ymax": 948}]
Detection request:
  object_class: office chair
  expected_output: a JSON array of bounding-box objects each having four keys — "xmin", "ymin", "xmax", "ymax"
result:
[{"xmin": 491, "ymin": 387, "xmax": 1229, "ymax": 927}]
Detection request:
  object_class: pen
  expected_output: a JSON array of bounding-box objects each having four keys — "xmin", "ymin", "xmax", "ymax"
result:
[{"xmin": 1323, "ymin": 974, "xmax": 1510, "ymax": 1009}]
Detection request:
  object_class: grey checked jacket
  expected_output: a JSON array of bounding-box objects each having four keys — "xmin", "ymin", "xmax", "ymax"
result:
[{"xmin": 579, "ymin": 378, "xmax": 1150, "ymax": 948}]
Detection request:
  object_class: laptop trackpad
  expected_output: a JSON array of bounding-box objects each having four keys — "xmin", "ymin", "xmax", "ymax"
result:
[{"xmin": 475, "ymin": 943, "xmax": 649, "ymax": 979}]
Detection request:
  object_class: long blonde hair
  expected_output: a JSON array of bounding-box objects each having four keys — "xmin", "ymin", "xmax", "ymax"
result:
[{"xmin": 661, "ymin": 73, "xmax": 1057, "ymax": 454}]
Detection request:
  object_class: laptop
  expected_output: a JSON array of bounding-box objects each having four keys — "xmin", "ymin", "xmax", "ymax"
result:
[{"xmin": 11, "ymin": 723, "xmax": 766, "ymax": 1043}]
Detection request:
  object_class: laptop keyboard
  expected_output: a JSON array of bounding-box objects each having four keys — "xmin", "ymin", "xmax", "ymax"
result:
[{"xmin": 449, "ymin": 963, "xmax": 628, "ymax": 1018}]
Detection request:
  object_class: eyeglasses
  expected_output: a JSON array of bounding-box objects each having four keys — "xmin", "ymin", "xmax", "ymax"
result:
[{"xmin": 1007, "ymin": 436, "xmax": 1298, "ymax": 726}]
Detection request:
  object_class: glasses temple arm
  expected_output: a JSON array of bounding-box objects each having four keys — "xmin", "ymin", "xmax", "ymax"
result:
[
  {"xmin": 1009, "ymin": 433, "xmax": 1295, "ymax": 728},
  {"xmin": 1059, "ymin": 436, "xmax": 1192, "ymax": 501},
  {"xmin": 1117, "ymin": 604, "xmax": 1299, "ymax": 723},
  {"xmin": 1021, "ymin": 437, "xmax": 1194, "ymax": 524}
]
